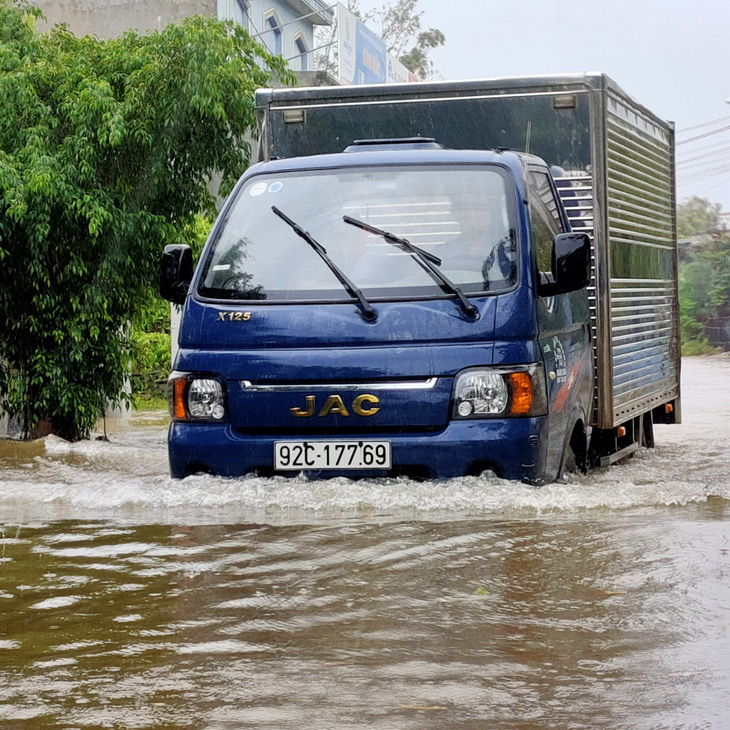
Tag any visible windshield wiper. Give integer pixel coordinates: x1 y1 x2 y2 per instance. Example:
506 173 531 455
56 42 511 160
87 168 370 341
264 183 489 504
343 216 478 320
343 215 442 265
272 206 377 322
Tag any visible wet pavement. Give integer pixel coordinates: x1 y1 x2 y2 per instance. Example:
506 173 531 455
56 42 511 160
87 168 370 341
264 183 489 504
1 356 729 729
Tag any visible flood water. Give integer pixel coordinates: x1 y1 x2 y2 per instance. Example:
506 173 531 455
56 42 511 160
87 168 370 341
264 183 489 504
1 356 729 729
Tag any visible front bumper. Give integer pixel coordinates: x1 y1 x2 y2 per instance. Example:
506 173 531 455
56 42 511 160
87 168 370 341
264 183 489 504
168 417 549 483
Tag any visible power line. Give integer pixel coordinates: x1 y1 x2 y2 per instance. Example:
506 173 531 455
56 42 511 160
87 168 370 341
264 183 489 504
678 169 730 184
677 148 730 167
677 160 730 175
691 174 730 197
677 114 730 134
677 157 730 174
676 124 730 145
677 158 730 173
676 136 730 157
249 4 336 41
678 165 730 183
284 39 335 62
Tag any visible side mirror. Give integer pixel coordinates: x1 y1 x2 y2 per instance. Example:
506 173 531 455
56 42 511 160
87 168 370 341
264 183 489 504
160 245 193 305
538 232 591 296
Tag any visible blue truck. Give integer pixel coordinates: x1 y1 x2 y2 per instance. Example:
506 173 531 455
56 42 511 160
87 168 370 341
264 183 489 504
160 73 680 483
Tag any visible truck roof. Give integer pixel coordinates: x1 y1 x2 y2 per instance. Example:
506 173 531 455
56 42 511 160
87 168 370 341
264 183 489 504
245 143 543 177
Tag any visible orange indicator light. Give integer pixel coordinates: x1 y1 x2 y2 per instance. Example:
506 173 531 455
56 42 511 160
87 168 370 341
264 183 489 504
173 378 187 420
617 425 627 437
509 372 533 415
665 403 674 414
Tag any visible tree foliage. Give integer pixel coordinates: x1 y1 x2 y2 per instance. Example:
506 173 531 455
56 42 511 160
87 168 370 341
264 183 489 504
0 0 293 440
398 28 445 80
677 195 722 238
130 214 213 399
347 0 445 79
678 197 730 352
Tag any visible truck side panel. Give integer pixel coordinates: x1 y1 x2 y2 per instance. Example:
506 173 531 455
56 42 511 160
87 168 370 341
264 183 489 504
557 89 680 429
555 91 680 431
600 91 680 427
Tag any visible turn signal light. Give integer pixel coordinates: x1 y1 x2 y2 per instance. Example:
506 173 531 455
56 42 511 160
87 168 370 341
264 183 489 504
169 373 227 422
617 425 627 437
452 365 547 420
172 377 187 420
509 372 533 415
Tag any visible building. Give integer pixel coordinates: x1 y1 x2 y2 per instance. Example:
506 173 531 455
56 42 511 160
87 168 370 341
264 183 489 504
31 0 333 75
237 1 333 73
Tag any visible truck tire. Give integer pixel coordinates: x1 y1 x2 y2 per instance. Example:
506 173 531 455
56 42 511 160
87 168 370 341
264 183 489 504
560 422 587 479
561 444 578 478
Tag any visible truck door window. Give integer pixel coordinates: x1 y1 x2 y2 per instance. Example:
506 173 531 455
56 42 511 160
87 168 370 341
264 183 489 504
527 170 564 275
198 166 518 302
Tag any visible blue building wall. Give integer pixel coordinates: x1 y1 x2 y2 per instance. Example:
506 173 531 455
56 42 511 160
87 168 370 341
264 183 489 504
217 0 333 71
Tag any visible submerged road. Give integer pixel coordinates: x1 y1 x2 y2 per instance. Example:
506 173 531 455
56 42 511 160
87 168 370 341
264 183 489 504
0 356 729 728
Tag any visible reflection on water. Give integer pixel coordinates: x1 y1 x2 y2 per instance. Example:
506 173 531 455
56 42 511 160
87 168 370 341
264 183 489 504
1 516 730 728
0 357 729 728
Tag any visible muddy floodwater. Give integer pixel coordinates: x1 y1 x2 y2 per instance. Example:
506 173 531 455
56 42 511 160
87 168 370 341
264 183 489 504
1 357 729 729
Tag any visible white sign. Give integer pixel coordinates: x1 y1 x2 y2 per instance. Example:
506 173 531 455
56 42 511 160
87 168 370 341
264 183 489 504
337 3 358 86
336 2 416 85
386 54 412 84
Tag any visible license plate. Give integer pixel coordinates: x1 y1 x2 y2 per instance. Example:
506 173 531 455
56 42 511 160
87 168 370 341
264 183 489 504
274 440 391 470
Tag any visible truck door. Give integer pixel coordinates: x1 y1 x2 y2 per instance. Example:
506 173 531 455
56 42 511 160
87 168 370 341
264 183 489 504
528 168 591 480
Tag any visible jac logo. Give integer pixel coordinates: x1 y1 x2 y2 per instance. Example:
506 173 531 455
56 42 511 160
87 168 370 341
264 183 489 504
291 394 380 418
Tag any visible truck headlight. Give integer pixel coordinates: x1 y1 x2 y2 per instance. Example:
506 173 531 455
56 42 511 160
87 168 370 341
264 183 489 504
168 373 227 422
452 365 547 419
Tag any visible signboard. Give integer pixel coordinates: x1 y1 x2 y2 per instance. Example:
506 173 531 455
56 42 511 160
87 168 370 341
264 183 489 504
337 3 358 85
387 55 412 84
337 3 416 85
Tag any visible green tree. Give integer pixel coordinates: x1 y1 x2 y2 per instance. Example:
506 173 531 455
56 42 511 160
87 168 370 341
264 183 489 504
130 214 213 401
677 195 722 238
322 1 445 80
359 0 445 79
705 233 730 322
0 0 293 440
679 257 715 344
398 28 445 80
678 214 730 352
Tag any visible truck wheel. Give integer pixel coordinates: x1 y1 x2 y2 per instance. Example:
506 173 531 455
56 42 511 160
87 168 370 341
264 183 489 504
562 445 578 475
561 422 587 479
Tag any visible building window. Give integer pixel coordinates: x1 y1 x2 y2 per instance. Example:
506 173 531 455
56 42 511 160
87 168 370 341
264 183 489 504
231 0 249 30
294 33 308 71
264 11 283 56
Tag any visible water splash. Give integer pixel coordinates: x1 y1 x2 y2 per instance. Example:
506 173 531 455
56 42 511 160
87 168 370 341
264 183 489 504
1 357 728 526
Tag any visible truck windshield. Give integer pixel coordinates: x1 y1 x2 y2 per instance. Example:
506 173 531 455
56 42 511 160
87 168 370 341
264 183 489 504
199 165 517 302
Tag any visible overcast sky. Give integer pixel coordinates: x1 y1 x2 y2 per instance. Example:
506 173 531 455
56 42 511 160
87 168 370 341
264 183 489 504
358 0 730 211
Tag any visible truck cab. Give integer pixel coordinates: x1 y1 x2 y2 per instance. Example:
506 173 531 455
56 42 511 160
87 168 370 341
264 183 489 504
161 139 592 482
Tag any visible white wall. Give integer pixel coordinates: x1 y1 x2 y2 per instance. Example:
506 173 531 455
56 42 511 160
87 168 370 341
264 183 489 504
33 0 217 38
